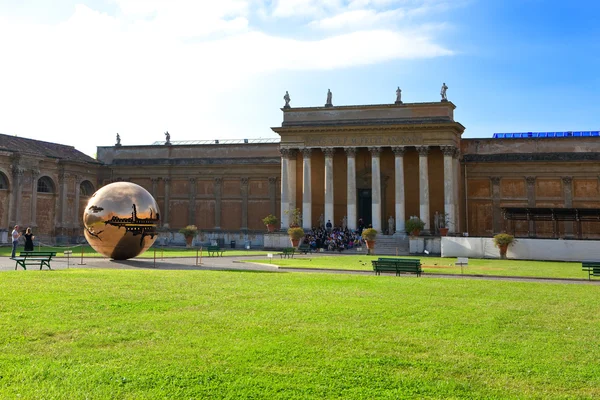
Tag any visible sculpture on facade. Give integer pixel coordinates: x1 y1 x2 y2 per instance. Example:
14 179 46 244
83 182 160 260
325 89 333 107
342 215 347 231
319 213 324 228
283 91 291 108
388 216 395 235
440 82 448 101
115 133 121 146
395 87 402 104
164 131 171 145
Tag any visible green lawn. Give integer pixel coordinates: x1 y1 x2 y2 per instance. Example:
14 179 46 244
0 269 598 399
248 255 588 280
0 245 270 258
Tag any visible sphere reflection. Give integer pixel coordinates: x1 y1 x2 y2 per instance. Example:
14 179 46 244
83 182 160 260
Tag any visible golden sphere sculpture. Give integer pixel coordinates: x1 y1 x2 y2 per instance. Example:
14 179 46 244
83 182 160 260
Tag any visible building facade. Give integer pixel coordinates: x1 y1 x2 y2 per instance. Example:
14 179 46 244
1 99 599 244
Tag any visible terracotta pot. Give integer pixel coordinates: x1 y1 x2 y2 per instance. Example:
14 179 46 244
411 229 421 237
366 240 376 255
439 227 449 236
266 224 276 233
185 236 193 248
499 244 508 259
291 238 300 247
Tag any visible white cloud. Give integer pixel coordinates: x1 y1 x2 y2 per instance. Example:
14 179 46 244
0 0 456 156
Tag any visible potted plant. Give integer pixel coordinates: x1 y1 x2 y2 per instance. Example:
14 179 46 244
285 208 302 228
179 225 198 247
361 228 378 255
287 227 305 247
438 212 450 236
262 214 279 233
493 233 515 259
405 217 425 236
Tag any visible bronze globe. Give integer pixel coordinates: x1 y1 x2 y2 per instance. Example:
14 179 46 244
83 182 160 260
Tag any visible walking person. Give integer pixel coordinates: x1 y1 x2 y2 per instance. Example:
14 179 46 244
23 227 35 252
11 225 21 258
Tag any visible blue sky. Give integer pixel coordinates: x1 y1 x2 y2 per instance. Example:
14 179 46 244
1 0 599 157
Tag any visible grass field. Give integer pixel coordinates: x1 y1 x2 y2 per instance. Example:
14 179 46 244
0 245 270 258
249 255 588 280
0 269 598 399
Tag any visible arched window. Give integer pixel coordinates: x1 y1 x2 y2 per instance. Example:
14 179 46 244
37 176 55 193
80 180 95 196
0 172 7 190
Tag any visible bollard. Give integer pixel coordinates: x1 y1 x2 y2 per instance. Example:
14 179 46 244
78 246 86 265
154 248 156 268
196 248 199 266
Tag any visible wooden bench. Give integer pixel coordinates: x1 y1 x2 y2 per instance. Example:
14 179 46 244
582 261 600 280
206 246 224 257
372 257 422 277
298 244 312 254
279 247 295 258
11 251 57 270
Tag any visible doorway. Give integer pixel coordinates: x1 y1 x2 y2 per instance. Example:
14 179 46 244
358 189 372 227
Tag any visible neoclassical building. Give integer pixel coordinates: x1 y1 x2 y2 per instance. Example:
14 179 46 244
1 97 599 244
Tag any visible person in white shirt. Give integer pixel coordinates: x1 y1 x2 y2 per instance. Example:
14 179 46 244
11 225 21 258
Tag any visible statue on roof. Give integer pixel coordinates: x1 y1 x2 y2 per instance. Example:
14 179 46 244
283 91 291 108
440 82 448 101
164 131 171 145
115 133 121 147
395 87 402 104
325 89 333 107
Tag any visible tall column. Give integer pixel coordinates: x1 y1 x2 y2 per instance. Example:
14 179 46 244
280 148 290 229
268 177 277 217
441 146 456 233
392 147 406 235
345 148 357 231
302 148 312 230
9 164 24 226
30 169 40 227
453 148 461 233
491 176 502 233
241 177 249 231
151 178 159 199
416 146 431 232
72 175 80 229
526 176 536 236
323 148 335 228
369 147 382 232
163 177 171 228
58 170 68 229
188 178 197 226
214 177 222 230
288 149 297 211
562 176 573 237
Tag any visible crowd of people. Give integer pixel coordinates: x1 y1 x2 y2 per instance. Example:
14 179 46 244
301 224 364 252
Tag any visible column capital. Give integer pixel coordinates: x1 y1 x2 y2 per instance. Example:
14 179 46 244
416 146 429 156
279 148 290 157
214 177 223 185
440 145 456 157
11 166 25 178
561 176 573 185
288 149 298 158
453 147 461 159
241 177 249 186
525 176 536 185
163 177 171 183
188 177 197 183
490 176 501 185
151 177 160 183
268 176 277 184
302 148 312 158
323 147 335 158
392 146 406 156
368 147 381 156
344 147 356 157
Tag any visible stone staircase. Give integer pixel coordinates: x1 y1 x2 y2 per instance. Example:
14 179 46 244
370 235 410 256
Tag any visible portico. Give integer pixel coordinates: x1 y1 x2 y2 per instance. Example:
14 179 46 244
272 101 465 235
